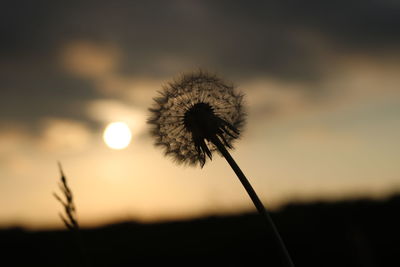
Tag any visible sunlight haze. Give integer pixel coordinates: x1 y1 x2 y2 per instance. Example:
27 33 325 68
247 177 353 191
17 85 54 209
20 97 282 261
0 0 399 230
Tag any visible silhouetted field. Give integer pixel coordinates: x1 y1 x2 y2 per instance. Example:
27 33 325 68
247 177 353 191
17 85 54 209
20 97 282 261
1 194 399 266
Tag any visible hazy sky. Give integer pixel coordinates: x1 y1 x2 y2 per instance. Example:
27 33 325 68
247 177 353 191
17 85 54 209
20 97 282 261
1 0 400 229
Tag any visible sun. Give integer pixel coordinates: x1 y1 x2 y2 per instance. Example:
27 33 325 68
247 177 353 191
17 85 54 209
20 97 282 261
103 122 132 150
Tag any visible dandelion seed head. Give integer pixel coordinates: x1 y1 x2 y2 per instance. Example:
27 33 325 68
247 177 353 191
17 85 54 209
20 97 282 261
148 71 246 167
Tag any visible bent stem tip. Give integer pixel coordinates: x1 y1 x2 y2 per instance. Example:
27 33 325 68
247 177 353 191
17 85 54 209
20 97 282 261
211 136 295 267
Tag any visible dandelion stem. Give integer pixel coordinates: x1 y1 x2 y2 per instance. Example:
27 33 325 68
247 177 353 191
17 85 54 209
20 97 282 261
211 136 295 267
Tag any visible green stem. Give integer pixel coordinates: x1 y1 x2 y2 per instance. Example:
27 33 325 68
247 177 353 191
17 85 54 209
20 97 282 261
211 136 295 267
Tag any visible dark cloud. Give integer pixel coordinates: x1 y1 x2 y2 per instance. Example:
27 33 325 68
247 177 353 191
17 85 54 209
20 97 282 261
280 0 400 48
0 67 98 132
2 0 399 75
1 0 399 130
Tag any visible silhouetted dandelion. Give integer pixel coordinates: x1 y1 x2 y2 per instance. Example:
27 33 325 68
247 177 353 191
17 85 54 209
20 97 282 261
148 71 295 267
148 71 245 167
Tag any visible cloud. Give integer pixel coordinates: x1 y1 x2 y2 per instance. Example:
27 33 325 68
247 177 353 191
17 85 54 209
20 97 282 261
0 58 98 131
242 78 312 118
86 99 147 137
0 125 32 155
0 0 399 136
60 41 120 79
58 40 162 108
38 118 92 152
2 0 399 79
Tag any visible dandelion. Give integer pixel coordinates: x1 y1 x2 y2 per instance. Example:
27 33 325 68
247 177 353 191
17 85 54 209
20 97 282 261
148 71 245 167
148 71 294 267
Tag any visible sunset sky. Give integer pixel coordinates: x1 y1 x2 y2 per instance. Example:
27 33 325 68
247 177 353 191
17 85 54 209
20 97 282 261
1 0 400 229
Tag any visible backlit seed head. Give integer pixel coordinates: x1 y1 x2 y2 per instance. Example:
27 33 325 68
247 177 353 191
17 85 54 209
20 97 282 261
148 71 246 167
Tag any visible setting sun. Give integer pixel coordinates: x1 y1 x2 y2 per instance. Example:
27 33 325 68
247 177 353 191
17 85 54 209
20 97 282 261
103 122 132 149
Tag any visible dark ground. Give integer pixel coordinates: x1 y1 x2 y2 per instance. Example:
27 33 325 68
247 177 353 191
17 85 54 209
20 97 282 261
1 194 399 266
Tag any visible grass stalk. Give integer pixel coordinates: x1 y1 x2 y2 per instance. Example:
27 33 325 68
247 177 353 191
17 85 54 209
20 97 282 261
54 162 91 267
